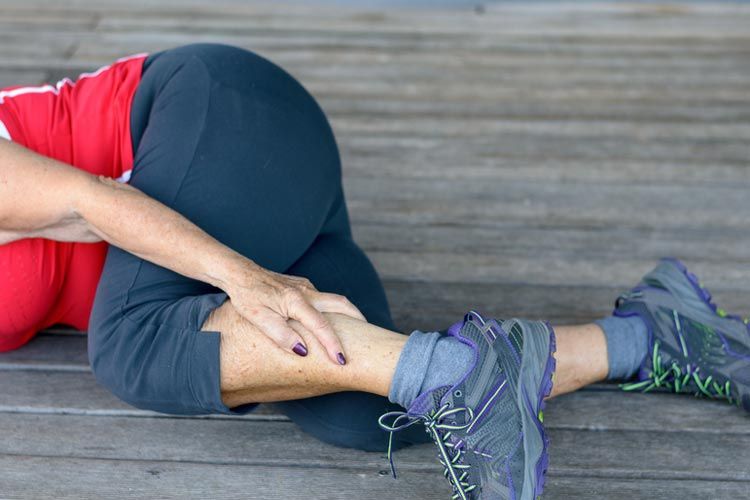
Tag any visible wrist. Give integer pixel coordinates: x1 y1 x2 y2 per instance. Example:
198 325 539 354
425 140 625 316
206 249 259 293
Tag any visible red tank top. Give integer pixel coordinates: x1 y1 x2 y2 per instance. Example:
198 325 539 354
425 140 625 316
0 53 147 351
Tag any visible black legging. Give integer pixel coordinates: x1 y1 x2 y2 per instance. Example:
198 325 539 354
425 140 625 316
88 44 429 451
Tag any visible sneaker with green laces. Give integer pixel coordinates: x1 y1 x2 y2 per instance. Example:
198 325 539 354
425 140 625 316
614 258 750 409
378 311 556 499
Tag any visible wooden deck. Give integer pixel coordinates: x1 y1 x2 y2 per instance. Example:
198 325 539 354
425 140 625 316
1 1 750 498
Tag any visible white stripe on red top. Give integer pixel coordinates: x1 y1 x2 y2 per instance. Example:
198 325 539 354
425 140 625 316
0 120 10 141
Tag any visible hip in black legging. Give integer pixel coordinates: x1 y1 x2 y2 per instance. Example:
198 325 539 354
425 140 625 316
88 44 429 451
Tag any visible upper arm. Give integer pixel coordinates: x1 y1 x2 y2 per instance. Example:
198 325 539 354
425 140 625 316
0 135 91 235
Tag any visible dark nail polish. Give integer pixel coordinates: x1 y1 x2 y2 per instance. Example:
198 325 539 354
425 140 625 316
337 352 347 366
293 343 308 357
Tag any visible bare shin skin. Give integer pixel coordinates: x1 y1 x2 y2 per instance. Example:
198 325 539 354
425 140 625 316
205 300 609 409
203 303 407 408
548 323 609 398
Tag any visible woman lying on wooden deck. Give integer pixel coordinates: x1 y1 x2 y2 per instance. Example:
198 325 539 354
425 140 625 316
1 44 748 500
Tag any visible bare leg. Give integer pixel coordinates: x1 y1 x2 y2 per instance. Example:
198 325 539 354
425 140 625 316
205 299 611 408
202 300 407 408
548 323 609 398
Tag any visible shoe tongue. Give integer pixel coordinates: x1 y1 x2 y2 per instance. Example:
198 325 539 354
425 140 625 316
408 385 450 416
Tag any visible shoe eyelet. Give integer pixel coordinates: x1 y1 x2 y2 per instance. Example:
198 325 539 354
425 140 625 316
454 390 463 398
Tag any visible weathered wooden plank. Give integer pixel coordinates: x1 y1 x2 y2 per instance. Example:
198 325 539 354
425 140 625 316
353 224 750 262
0 367 283 420
0 70 48 88
1 411 749 481
2 0 748 20
334 127 750 159
0 454 449 500
343 178 750 231
0 333 88 370
0 35 75 61
90 7 750 40
332 117 750 142
0 11 96 31
291 78 750 104
324 98 750 125
341 138 750 180
3 454 745 500
0 370 132 413
341 154 750 187
0 453 748 500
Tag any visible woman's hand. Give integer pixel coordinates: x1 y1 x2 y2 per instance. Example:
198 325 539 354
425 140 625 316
224 259 366 365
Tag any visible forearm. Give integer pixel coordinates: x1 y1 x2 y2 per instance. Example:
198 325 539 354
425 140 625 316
73 173 249 292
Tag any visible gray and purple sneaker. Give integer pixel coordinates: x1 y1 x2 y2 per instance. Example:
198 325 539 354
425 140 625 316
615 258 750 410
378 311 557 499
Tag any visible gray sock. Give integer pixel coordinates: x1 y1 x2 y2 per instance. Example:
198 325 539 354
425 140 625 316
595 315 649 380
388 330 474 409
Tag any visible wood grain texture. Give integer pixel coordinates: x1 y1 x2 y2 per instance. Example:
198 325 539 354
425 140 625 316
3 454 746 500
0 0 749 498
1 411 749 479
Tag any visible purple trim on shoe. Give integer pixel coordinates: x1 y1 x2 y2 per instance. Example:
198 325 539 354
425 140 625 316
533 322 557 499
665 257 749 329
447 319 464 337
716 332 750 361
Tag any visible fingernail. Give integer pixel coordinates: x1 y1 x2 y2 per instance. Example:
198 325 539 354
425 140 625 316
293 343 308 357
337 352 347 365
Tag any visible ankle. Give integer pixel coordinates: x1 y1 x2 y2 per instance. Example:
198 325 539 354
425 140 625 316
388 330 473 409
595 315 649 380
